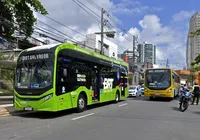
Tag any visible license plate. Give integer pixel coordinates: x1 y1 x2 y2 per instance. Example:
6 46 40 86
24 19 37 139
24 107 33 111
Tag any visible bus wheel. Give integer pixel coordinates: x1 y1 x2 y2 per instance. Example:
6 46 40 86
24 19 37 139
115 91 120 103
77 94 86 113
149 97 154 100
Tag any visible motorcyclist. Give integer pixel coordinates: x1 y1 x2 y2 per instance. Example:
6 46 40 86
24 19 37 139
191 82 200 105
179 85 189 104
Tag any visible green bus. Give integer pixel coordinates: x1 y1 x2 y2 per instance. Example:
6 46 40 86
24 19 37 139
14 43 129 112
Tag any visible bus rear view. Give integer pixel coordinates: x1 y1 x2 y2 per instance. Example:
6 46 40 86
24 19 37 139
144 68 179 100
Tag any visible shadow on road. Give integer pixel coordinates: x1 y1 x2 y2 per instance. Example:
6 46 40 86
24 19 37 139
192 111 200 115
128 96 175 102
9 100 126 119
171 107 180 112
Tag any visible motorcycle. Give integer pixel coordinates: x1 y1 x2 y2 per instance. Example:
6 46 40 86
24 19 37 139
179 89 193 112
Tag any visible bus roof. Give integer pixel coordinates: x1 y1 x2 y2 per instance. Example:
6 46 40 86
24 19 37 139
145 68 179 75
22 43 128 67
26 43 61 52
146 68 172 70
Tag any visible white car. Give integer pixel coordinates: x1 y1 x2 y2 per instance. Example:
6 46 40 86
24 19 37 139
129 86 138 97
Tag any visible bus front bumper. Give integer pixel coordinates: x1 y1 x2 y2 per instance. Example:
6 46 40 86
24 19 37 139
144 92 173 98
14 94 57 112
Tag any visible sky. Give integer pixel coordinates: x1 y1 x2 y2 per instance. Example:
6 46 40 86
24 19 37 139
36 0 200 69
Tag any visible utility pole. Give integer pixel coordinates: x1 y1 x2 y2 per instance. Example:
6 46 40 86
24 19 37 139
95 9 115 55
132 35 138 72
133 36 135 64
100 8 105 54
166 59 169 68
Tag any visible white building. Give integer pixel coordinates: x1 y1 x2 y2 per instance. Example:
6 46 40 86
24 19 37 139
83 34 118 59
186 12 200 69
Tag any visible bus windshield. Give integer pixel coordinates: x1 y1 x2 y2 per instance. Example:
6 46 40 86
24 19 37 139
15 61 53 89
146 69 171 90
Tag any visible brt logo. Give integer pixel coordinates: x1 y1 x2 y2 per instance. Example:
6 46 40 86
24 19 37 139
103 78 114 89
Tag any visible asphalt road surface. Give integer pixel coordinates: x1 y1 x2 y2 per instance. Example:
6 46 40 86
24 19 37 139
1 97 200 140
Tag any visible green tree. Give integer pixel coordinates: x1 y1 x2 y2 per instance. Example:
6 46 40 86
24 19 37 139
0 0 48 38
0 52 15 92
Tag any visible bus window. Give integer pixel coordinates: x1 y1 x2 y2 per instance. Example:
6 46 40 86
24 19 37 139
146 69 171 90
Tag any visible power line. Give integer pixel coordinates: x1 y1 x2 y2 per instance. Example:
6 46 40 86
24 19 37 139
36 20 99 52
0 15 47 45
83 0 135 43
34 25 66 39
34 28 64 43
36 20 78 43
73 0 132 45
31 6 98 44
0 14 102 53
85 0 102 10
76 0 100 18
37 16 97 44
72 0 100 22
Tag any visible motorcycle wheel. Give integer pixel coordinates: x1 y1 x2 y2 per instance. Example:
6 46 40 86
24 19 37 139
179 98 189 112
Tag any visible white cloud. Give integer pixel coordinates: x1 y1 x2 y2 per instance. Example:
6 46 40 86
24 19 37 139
172 10 195 22
34 1 186 69
113 14 187 69
111 0 162 15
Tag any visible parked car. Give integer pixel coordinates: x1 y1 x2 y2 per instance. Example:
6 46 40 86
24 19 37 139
129 85 141 97
129 86 137 97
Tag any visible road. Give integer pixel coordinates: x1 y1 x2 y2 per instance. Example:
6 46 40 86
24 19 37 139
1 97 200 140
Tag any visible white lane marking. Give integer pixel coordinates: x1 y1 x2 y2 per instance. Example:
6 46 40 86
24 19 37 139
0 104 13 108
72 113 95 121
118 103 128 107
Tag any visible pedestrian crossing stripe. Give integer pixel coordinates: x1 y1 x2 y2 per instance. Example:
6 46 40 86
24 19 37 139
0 108 10 116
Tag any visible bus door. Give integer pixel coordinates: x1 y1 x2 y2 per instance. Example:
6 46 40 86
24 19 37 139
91 66 100 101
121 73 126 97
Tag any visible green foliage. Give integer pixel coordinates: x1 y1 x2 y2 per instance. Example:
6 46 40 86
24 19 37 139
0 52 7 60
128 74 133 84
0 52 14 91
0 1 15 39
190 30 200 37
190 66 200 72
0 0 48 38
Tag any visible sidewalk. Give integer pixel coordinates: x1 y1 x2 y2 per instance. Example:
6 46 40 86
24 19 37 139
0 104 13 116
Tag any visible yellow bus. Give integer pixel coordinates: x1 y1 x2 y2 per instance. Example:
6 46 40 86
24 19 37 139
144 68 180 100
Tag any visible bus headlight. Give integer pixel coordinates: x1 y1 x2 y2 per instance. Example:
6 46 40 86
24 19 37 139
168 89 172 93
44 94 53 101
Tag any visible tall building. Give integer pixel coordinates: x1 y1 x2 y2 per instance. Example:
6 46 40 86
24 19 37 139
186 12 200 69
137 43 156 65
123 49 133 62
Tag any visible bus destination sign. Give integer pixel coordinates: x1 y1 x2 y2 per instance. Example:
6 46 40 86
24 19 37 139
19 53 50 62
147 69 169 73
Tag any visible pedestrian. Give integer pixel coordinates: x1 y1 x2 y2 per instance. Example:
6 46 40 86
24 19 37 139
191 83 200 105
